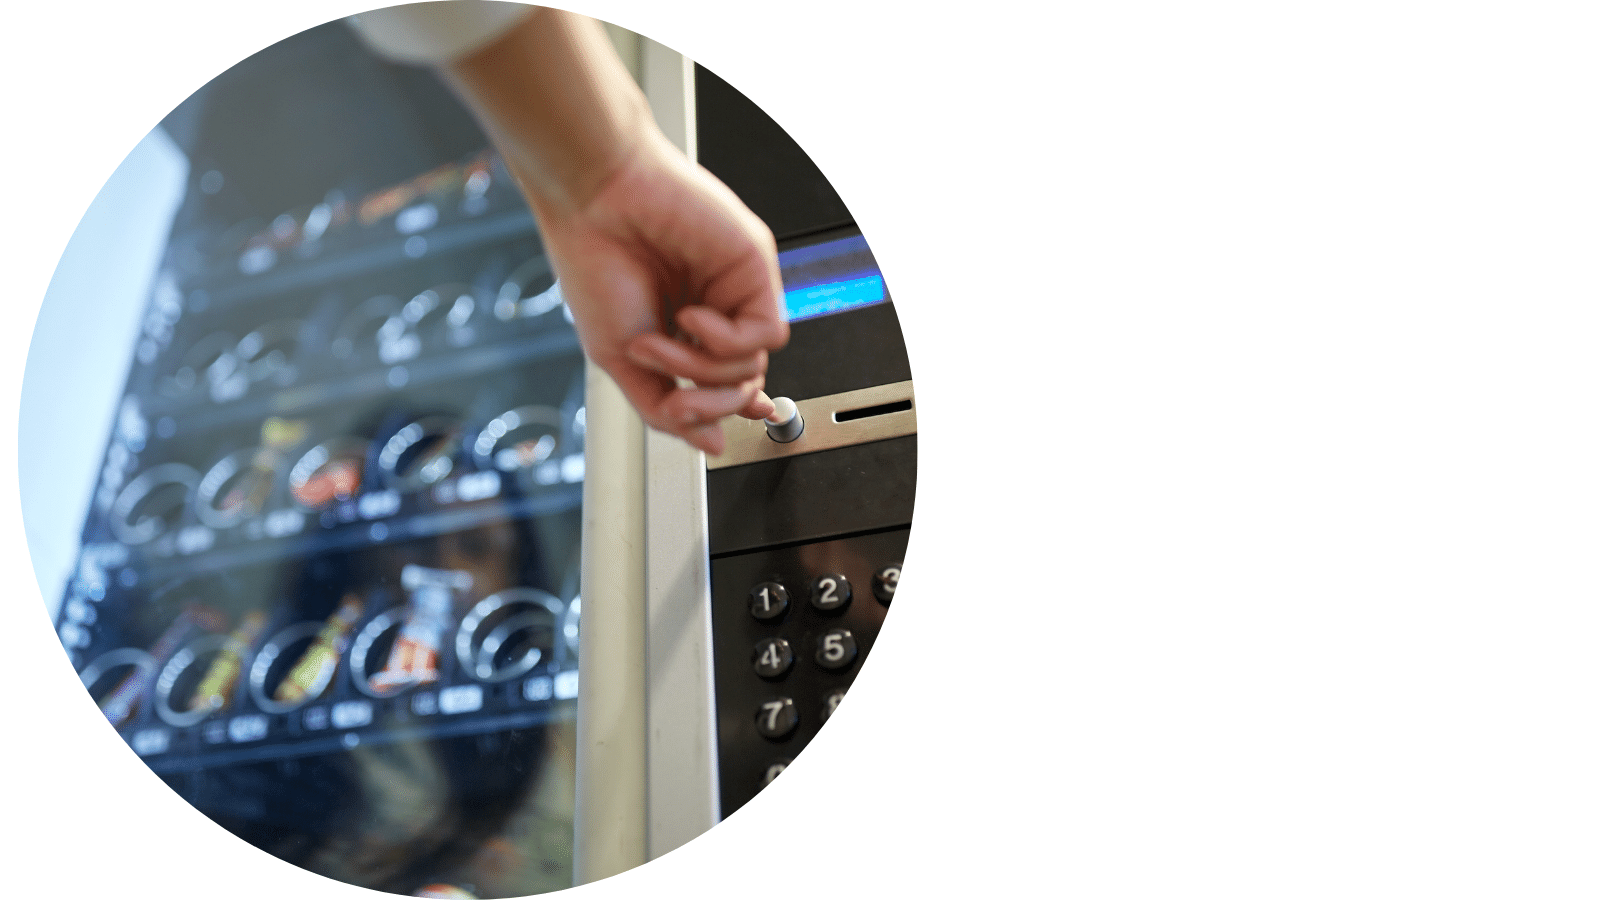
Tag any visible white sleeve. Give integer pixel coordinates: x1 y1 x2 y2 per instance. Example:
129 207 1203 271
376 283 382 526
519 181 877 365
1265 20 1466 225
346 1 538 65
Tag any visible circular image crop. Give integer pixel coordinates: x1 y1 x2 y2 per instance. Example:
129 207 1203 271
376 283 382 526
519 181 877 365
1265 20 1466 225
23 5 914 897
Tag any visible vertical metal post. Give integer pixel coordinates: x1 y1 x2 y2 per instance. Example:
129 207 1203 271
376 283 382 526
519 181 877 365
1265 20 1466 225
640 38 723 859
574 27 718 885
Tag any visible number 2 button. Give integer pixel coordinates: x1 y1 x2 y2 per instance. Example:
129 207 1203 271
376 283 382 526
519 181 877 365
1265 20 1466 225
810 574 851 612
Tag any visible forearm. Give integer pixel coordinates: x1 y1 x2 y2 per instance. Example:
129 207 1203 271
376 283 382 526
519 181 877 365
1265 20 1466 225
442 8 654 215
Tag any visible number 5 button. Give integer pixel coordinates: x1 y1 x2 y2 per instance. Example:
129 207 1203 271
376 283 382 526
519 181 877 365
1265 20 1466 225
809 574 851 612
756 698 798 740
815 628 858 670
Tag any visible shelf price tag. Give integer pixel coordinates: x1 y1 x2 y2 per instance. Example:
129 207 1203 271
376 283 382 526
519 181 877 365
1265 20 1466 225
131 728 171 756
439 685 483 715
331 700 373 729
227 715 269 743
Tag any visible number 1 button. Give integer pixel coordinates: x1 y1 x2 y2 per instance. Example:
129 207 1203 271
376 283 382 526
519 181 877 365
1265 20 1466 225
810 574 852 612
756 698 798 740
748 582 789 621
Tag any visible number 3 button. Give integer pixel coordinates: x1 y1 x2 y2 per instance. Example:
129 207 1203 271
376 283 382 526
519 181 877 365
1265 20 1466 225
810 574 851 612
815 628 858 670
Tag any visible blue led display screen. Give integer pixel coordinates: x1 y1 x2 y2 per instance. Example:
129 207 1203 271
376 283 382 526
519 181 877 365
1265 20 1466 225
777 234 888 323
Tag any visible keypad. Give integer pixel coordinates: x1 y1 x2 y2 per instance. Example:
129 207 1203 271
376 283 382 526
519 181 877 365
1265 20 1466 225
711 527 908 817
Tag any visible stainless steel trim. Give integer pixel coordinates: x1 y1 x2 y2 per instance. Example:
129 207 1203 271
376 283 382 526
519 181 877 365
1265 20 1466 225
706 380 917 471
639 35 722 866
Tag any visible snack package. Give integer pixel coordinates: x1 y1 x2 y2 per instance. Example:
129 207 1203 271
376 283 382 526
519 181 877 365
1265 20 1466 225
275 594 365 704
188 610 268 714
369 566 472 694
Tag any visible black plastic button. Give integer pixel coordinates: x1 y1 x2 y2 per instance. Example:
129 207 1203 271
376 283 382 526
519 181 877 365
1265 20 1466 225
763 759 792 785
752 637 794 679
815 628 858 671
873 564 901 605
821 690 846 723
749 581 789 621
755 697 798 740
809 574 852 612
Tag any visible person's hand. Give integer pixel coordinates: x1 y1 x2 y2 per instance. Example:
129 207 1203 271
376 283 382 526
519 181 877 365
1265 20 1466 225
519 124 788 455
442 9 788 455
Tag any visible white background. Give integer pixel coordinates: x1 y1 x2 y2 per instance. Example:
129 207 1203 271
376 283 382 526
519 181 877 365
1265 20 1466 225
7 1 1600 898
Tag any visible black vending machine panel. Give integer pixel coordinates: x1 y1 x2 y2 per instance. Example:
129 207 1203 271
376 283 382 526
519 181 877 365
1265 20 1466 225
697 67 917 817
52 24 581 897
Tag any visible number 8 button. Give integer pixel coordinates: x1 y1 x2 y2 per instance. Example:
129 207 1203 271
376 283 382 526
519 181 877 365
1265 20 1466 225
815 627 858 670
810 574 851 612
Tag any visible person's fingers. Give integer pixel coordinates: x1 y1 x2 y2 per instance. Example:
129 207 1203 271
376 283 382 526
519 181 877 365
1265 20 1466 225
675 302 788 359
655 380 760 428
740 390 777 421
683 423 725 456
606 359 756 453
625 334 766 385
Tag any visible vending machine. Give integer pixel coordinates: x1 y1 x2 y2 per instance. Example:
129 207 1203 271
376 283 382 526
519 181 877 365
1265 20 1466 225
46 13 913 897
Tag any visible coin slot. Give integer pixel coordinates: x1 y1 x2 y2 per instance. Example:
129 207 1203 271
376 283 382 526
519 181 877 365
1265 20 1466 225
833 398 912 423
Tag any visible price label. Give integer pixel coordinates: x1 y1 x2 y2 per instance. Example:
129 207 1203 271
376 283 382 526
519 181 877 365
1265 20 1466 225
228 715 269 743
439 685 483 715
523 676 554 702
554 670 580 700
131 729 170 756
332 700 373 729
456 471 501 502
175 525 214 555
264 509 305 538
358 490 401 520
